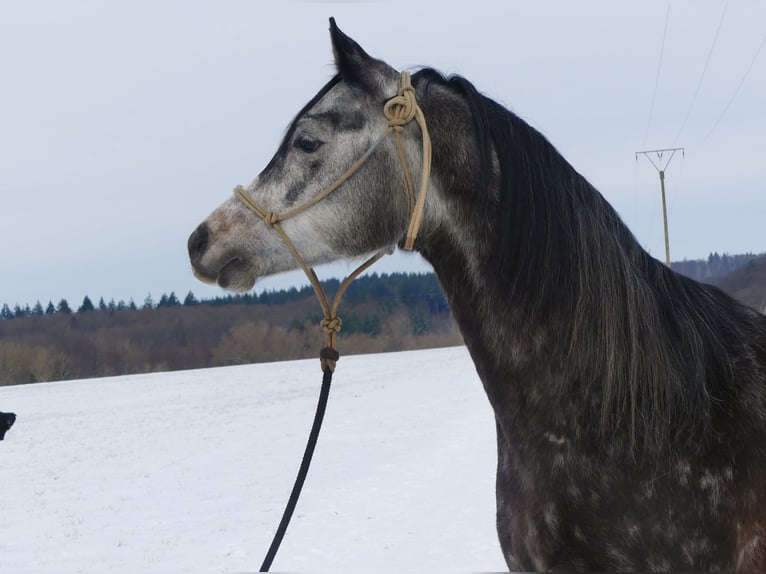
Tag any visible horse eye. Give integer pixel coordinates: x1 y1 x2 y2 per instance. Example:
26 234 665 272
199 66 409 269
294 135 322 153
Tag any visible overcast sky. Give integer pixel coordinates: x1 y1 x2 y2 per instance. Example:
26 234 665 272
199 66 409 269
1 1 764 309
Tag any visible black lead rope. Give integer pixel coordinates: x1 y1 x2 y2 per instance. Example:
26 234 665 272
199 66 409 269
259 356 336 572
234 70 432 571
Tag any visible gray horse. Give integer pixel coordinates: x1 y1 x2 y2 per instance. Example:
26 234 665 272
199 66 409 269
189 19 766 572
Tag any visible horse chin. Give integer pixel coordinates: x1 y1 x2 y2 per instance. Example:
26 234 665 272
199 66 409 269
216 258 256 292
191 266 217 286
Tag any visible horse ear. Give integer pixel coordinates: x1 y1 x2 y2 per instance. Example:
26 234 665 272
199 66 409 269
329 17 397 94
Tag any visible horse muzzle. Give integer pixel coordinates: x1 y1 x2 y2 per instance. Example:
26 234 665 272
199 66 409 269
188 223 256 291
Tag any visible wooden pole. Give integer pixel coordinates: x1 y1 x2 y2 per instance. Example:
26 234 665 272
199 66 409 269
635 147 684 268
659 170 671 267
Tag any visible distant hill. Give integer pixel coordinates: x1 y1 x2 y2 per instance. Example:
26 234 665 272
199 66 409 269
672 252 766 284
671 252 766 313
712 255 766 312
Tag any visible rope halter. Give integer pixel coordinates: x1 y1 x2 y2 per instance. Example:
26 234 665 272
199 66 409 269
234 72 431 372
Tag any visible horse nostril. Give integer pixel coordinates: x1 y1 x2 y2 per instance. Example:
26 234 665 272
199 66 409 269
188 223 210 263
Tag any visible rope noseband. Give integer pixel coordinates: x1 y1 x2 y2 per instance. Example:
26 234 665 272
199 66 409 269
235 72 430 571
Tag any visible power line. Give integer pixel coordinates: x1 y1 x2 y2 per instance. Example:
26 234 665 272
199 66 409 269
643 3 671 148
705 31 766 140
672 1 729 146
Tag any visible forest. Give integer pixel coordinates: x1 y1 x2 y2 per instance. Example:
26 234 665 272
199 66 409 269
1 251 764 387
0 273 460 386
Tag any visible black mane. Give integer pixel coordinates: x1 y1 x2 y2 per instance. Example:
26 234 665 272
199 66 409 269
413 68 764 450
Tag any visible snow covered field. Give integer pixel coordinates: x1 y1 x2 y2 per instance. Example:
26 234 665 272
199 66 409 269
0 346 506 573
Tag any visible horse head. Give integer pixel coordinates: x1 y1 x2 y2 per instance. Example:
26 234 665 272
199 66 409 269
188 19 425 292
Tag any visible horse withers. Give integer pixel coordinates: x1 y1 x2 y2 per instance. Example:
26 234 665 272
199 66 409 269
188 19 766 571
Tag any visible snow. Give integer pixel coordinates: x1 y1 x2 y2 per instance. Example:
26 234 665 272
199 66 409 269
0 346 506 573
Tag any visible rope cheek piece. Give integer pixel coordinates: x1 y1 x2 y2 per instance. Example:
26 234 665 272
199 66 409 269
234 72 431 572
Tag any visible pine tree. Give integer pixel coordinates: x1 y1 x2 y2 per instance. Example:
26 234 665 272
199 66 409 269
78 295 95 313
183 291 198 306
45 301 56 315
56 299 72 314
32 301 44 316
143 294 154 309
0 303 12 320
98 297 107 311
157 292 180 308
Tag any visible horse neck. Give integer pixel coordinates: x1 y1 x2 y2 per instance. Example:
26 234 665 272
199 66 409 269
415 80 621 361
414 84 585 405
413 77 719 446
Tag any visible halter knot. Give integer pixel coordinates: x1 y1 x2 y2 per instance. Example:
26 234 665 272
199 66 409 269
384 81 417 129
320 316 342 334
263 212 279 226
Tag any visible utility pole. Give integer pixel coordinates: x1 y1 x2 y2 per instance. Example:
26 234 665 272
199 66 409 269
635 147 684 268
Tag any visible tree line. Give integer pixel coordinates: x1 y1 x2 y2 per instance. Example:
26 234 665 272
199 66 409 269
0 273 460 386
1 292 193 320
1 253 764 387
672 251 765 284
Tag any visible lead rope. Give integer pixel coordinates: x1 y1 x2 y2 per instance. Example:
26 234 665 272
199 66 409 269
235 72 430 571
